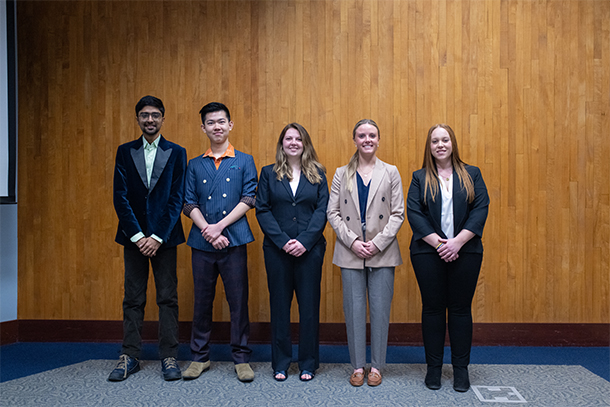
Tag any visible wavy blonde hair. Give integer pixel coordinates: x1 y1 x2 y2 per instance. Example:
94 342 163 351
422 123 474 203
345 119 380 192
273 123 325 184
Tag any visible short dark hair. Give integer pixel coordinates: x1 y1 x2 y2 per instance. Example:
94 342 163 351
135 95 165 117
199 102 231 123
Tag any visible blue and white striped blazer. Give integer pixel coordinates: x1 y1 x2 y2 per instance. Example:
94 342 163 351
184 149 258 252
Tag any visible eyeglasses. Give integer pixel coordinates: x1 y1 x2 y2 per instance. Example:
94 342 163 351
138 112 162 120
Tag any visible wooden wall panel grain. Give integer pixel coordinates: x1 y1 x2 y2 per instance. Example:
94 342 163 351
16 0 609 324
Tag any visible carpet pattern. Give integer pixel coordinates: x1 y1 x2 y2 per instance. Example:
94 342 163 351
1 360 609 406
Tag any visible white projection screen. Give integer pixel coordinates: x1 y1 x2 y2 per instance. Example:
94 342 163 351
0 0 16 204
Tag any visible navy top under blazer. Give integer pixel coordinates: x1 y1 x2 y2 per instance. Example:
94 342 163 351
113 135 187 248
407 165 489 255
255 165 329 251
184 149 258 252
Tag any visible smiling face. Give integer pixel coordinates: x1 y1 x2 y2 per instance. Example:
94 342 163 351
282 128 304 159
137 106 165 140
430 127 453 164
201 110 233 147
353 123 379 157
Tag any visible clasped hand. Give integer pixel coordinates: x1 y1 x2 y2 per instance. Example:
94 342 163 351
283 239 306 257
436 238 461 262
350 239 380 259
137 237 161 257
201 223 229 250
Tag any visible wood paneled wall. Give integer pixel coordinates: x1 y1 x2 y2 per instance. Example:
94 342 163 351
17 0 609 324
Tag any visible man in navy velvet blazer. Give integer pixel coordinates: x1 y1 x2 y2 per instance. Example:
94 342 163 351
109 96 187 382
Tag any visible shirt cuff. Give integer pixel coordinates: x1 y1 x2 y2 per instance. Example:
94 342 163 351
151 234 163 244
240 195 256 208
130 232 145 243
183 203 199 217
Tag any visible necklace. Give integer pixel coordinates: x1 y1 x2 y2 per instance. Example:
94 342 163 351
358 166 374 178
438 169 452 181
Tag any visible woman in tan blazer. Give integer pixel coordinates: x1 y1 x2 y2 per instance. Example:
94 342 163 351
327 119 405 387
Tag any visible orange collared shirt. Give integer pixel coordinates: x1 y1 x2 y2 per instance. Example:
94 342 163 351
203 143 235 170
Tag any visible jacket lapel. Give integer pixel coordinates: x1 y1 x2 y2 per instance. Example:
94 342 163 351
452 173 467 231
150 142 171 192
425 174 444 238
130 140 148 188
280 176 294 199
349 171 360 216
366 161 384 208
207 156 232 196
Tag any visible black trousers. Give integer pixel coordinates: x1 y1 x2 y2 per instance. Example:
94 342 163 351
410 252 482 368
122 246 179 360
264 240 325 373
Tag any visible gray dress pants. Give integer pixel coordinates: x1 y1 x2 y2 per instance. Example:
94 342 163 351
341 266 395 370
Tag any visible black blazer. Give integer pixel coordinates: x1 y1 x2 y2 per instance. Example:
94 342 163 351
255 164 328 251
406 165 489 254
113 136 187 248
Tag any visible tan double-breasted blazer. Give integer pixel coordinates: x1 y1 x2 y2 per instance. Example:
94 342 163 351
327 158 405 269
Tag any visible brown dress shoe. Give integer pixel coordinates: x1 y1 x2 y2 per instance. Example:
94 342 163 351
367 370 382 386
349 369 366 387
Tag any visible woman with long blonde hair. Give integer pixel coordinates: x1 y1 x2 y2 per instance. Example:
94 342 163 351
327 119 405 387
256 123 328 382
406 124 489 392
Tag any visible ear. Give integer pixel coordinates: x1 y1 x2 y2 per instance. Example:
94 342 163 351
228 121 234 131
201 123 207 134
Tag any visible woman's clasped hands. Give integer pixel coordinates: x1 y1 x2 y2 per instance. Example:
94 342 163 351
350 239 380 259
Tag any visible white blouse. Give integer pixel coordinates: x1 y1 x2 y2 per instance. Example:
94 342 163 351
439 174 454 239
290 175 300 196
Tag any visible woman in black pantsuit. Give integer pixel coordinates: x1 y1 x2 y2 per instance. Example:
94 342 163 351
406 124 489 392
255 123 328 382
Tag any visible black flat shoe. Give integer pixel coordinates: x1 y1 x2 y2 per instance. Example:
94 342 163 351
453 366 470 392
274 370 287 381
425 366 442 390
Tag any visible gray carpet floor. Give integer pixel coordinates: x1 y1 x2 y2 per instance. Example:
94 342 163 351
1 360 609 406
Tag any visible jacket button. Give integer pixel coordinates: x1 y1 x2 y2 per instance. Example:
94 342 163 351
292 202 296 206
226 178 230 182
223 211 227 215
203 179 207 183
346 216 350 221
379 214 384 219
382 197 385 202
223 193 227 198
344 199 347 204
208 196 211 200
293 217 297 221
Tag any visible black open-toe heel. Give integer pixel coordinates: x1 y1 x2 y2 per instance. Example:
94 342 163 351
274 370 287 381
300 370 315 381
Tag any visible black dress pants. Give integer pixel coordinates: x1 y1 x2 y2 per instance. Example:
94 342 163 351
264 240 325 373
122 246 179 359
411 252 482 368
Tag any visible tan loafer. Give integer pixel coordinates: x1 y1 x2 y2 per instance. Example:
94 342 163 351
367 370 382 386
349 369 366 387
235 363 255 382
182 360 210 380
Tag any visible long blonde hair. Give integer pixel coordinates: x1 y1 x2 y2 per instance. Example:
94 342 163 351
345 119 380 192
422 123 474 203
273 123 325 184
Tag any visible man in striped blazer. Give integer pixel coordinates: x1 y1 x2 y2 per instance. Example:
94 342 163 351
181 102 258 383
